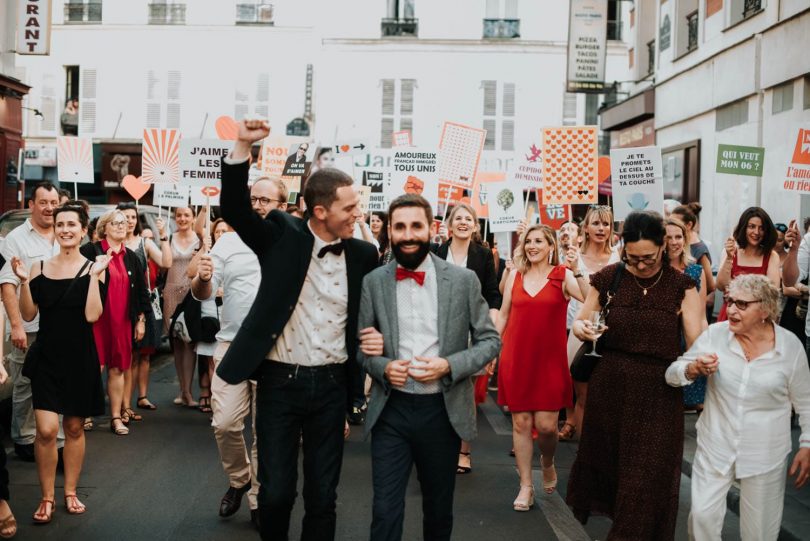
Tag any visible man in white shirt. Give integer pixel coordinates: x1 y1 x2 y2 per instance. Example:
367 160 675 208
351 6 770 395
0 182 62 461
192 176 286 530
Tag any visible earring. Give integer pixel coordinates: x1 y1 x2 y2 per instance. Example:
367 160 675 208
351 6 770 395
548 251 553 264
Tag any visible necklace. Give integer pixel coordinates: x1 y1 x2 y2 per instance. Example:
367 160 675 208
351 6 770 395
631 267 664 296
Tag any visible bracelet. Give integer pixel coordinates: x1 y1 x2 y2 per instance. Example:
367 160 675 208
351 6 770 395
574 272 584 278
684 364 695 382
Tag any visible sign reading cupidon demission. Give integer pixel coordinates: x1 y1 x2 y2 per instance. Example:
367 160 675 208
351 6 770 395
716 144 765 177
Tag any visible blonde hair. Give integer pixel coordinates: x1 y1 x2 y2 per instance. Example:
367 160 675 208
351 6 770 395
580 206 615 255
728 274 780 322
514 224 558 274
96 210 126 239
664 218 695 268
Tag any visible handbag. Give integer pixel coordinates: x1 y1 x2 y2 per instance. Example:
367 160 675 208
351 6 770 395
142 239 163 320
22 260 91 379
570 262 625 383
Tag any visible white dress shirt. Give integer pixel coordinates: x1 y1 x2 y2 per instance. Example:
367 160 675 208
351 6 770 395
267 222 349 366
0 219 60 333
397 256 441 394
446 247 467 268
194 231 261 343
666 322 810 478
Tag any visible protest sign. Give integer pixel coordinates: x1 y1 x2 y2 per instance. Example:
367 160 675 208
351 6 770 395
536 189 572 229
331 140 368 157
392 130 412 148
487 180 524 233
57 136 94 184
782 127 810 194
541 126 598 204
391 148 440 212
153 183 189 207
121 175 150 201
360 170 391 212
716 144 765 176
179 139 234 187
509 142 543 189
609 146 663 220
437 122 486 189
190 185 221 206
142 129 181 183
260 135 309 177
471 172 506 219
356 185 371 214
282 142 313 177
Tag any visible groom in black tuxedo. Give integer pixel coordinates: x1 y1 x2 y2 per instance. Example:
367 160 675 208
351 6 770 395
217 119 379 540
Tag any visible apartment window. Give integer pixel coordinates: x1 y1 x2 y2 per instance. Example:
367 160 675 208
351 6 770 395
39 73 58 134
607 0 622 41
64 0 102 23
562 91 578 126
61 66 79 135
382 0 417 37
380 79 416 148
235 73 270 120
804 76 810 110
481 81 515 151
146 70 182 128
672 0 698 57
772 81 794 115
716 99 749 131
236 2 274 25
149 1 186 25
727 0 763 26
686 11 699 52
646 40 656 77
483 0 519 39
79 68 97 135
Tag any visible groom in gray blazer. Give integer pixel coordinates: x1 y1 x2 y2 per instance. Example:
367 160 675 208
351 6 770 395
358 194 501 541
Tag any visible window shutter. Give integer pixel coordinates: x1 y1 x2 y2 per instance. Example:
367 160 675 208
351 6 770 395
483 119 496 150
485 0 500 18
381 79 395 115
166 70 181 128
147 70 160 100
166 103 180 129
256 73 270 103
402 0 415 19
504 0 518 19
399 117 413 134
501 120 514 151
562 92 577 125
79 68 97 135
167 70 181 100
503 83 515 116
40 73 56 133
380 117 394 148
146 103 161 128
482 80 497 116
400 79 415 115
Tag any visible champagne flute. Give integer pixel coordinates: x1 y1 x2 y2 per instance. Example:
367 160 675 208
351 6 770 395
585 311 606 357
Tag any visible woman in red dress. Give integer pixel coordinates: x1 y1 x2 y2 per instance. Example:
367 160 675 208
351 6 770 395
497 224 586 511
716 207 780 321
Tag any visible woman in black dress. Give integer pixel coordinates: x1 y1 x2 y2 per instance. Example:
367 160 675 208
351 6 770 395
0 363 16 538
11 203 108 524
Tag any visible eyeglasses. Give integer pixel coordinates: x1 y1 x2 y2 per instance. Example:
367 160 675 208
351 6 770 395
623 251 660 267
250 196 284 206
723 296 762 311
110 220 127 227
589 205 612 211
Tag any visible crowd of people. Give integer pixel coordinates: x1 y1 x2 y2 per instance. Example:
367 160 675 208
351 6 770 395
0 118 807 540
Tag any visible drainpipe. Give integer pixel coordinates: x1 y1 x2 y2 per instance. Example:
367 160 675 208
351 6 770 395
754 32 764 207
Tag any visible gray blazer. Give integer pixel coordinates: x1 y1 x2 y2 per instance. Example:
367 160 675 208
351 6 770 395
358 254 501 442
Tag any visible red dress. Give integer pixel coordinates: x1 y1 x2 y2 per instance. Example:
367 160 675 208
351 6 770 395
93 240 132 370
498 266 573 412
717 250 770 321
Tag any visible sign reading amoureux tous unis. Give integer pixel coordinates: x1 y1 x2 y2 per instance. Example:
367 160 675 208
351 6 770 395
716 144 765 177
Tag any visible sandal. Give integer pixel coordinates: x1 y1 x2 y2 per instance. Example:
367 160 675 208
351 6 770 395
513 485 535 512
456 451 472 474
124 407 143 422
541 456 558 494
64 494 86 515
120 409 130 426
83 417 94 431
137 396 157 410
0 513 17 538
558 422 577 441
198 396 212 414
110 417 129 436
32 499 54 524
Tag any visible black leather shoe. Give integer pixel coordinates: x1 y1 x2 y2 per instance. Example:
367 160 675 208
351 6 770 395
347 406 365 426
250 509 260 531
219 482 251 517
14 443 35 462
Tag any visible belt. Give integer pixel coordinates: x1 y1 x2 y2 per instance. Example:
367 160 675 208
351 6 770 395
263 360 345 377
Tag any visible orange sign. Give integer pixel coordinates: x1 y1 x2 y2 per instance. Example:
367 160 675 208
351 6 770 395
541 126 598 205
471 172 506 219
792 128 810 165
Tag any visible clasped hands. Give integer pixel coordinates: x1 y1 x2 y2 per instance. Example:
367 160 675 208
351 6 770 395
359 327 450 386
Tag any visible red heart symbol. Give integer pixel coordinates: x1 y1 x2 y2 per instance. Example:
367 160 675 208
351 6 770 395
340 144 350 153
121 175 151 201
215 116 239 141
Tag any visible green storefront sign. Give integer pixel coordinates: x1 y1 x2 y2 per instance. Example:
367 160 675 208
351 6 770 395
716 144 765 176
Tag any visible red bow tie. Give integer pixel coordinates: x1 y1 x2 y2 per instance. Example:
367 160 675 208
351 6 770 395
396 267 426 286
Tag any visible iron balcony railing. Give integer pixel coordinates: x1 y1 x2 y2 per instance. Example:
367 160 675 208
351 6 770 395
483 19 520 39
686 11 698 52
381 18 418 37
647 40 655 76
743 0 762 18
148 3 186 25
64 2 102 23
236 3 274 25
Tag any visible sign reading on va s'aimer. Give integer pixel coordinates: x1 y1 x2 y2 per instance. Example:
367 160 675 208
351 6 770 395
179 139 234 187
566 0 608 93
716 144 765 177
609 146 663 221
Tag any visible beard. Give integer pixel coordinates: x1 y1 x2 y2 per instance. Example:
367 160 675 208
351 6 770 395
391 238 431 270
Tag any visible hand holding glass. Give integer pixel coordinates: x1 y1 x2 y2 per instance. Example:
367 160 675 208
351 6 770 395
585 311 607 357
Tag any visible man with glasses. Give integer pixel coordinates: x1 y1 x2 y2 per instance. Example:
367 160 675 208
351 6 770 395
0 183 63 462
190 176 287 531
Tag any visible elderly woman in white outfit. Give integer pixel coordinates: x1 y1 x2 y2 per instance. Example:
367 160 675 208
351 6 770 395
666 274 810 540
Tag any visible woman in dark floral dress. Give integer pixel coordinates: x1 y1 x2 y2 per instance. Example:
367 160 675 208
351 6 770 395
567 211 705 540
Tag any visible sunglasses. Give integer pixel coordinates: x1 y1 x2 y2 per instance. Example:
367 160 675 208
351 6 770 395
723 296 762 311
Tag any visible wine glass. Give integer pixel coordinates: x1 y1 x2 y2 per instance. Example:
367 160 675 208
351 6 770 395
585 311 606 357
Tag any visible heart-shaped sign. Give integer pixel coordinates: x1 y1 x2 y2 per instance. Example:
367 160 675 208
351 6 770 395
121 175 151 201
215 116 239 141
340 144 350 153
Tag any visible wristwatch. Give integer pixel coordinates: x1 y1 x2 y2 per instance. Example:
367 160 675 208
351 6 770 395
574 272 584 278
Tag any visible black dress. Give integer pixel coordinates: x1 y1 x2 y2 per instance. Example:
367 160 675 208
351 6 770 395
29 268 105 417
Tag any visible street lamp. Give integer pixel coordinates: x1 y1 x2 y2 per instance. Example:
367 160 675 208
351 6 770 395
21 106 44 119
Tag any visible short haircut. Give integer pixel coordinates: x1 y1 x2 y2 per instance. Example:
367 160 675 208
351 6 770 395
53 201 89 228
96 209 126 239
303 168 354 212
31 182 58 203
116 202 142 235
57 188 71 200
733 206 777 253
253 176 288 203
728 274 780 322
388 194 433 226
622 211 666 247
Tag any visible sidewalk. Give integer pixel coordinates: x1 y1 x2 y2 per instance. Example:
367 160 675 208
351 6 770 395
680 415 810 541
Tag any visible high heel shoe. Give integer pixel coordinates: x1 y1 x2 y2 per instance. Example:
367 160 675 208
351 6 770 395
541 457 558 494
513 485 535 511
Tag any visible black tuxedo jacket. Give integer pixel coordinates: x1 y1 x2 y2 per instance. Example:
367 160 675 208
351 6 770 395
433 241 502 310
216 159 379 410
